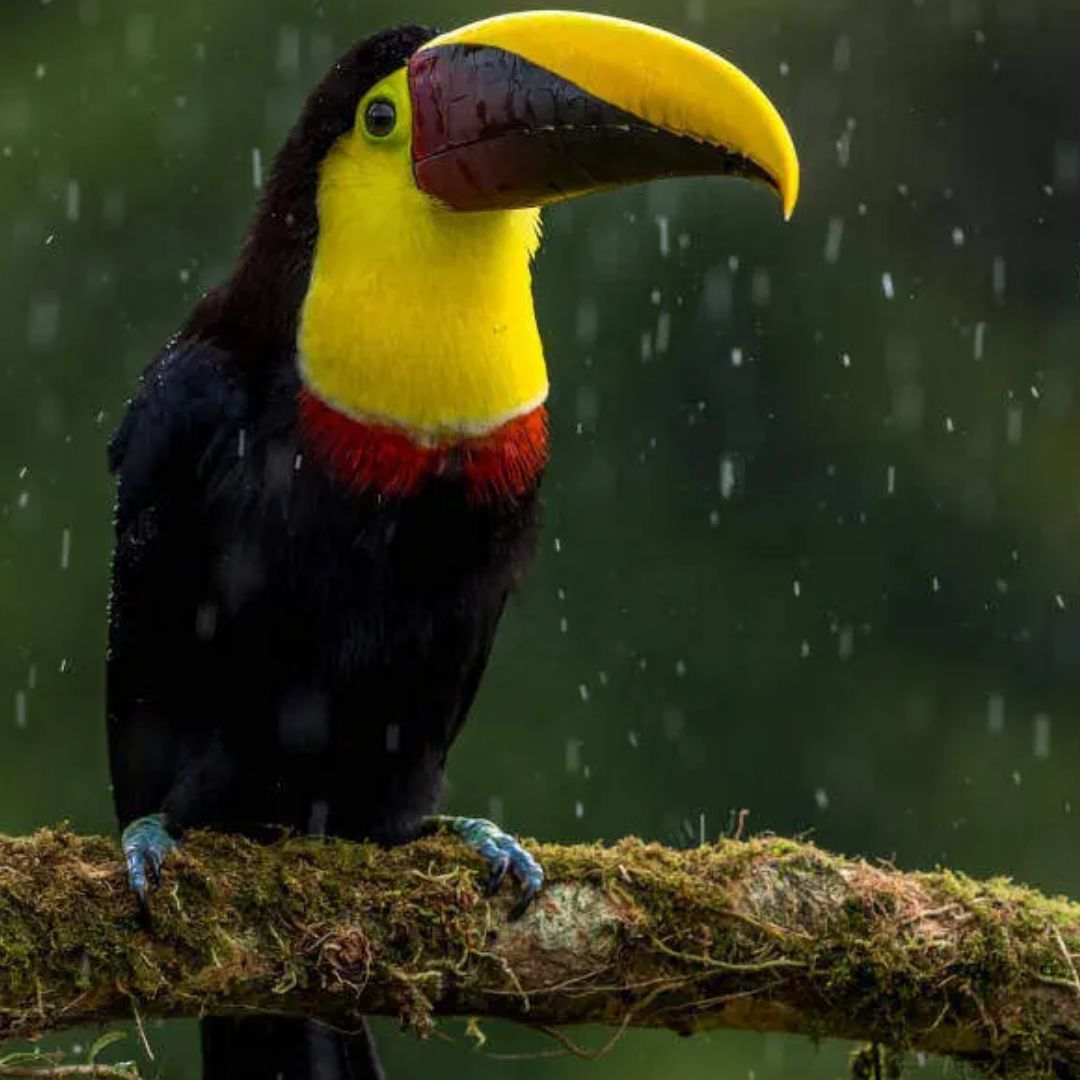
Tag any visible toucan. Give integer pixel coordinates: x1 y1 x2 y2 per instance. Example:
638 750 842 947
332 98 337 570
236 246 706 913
106 11 798 1079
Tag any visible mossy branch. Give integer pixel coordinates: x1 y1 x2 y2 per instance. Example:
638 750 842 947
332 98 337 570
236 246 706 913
1 829 1079 1077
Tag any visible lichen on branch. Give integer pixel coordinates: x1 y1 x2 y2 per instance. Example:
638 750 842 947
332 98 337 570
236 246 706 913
0 828 1078 1077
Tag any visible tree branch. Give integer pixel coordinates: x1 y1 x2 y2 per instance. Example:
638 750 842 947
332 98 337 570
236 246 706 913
1 828 1078 1076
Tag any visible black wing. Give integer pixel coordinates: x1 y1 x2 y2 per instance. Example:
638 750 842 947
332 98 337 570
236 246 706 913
106 341 246 827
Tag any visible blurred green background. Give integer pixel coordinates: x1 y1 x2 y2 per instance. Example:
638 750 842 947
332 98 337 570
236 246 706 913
3 0 1080 1076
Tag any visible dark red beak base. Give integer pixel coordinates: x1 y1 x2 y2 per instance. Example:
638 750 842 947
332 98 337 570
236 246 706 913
409 44 773 212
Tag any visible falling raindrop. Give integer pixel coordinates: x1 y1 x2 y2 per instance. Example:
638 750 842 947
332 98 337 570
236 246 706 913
27 294 59 348
125 13 154 64
277 26 301 75
824 217 844 264
575 299 599 345
1006 406 1023 445
307 800 328 835
833 34 852 73
102 189 127 229
701 267 732 321
656 215 670 257
65 180 80 223
718 454 742 499
836 121 854 167
565 739 582 773
751 267 771 307
973 321 987 360
1033 715 1051 760
640 331 653 362
992 256 1007 300
655 311 671 354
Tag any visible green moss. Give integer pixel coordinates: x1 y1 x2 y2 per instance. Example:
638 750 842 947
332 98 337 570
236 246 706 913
0 828 1077 1076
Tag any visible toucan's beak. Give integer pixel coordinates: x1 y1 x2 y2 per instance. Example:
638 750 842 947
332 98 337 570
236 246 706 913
409 11 799 220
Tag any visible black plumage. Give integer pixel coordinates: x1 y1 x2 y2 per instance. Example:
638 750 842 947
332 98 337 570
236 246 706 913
106 25 540 1080
107 342 538 841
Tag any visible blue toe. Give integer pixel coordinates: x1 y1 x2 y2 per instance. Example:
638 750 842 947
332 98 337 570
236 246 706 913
436 816 545 916
504 839 544 909
121 814 177 900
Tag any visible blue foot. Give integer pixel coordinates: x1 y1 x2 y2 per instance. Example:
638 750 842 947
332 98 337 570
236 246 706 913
428 815 544 918
121 813 177 901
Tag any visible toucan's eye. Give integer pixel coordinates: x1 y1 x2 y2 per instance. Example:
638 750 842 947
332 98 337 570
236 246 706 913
364 99 397 138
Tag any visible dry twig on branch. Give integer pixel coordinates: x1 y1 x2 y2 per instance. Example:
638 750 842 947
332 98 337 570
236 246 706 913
0 828 1078 1077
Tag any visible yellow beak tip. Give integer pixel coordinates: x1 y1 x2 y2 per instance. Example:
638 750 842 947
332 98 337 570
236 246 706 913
778 158 800 221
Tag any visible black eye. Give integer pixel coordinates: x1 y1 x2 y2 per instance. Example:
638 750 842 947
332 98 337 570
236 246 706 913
364 99 397 138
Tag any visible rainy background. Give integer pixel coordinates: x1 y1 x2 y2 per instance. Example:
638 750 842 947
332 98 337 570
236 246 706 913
3 0 1080 1076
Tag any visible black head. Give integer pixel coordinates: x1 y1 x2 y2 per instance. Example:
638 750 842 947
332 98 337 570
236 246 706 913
184 24 437 357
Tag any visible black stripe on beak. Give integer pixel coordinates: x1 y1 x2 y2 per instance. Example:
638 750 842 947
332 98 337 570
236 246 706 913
410 44 775 212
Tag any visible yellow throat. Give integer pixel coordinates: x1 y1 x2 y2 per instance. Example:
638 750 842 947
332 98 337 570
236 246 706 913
297 69 548 440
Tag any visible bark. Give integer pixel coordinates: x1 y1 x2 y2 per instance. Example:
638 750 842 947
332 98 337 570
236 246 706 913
0 828 1079 1077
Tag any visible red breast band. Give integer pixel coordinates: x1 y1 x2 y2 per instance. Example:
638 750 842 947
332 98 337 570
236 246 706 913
297 388 549 502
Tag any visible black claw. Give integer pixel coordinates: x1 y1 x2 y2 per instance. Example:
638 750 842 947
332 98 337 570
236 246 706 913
486 852 511 895
509 885 541 921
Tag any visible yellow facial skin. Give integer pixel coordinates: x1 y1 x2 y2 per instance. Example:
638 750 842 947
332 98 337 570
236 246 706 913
423 11 799 219
298 69 549 441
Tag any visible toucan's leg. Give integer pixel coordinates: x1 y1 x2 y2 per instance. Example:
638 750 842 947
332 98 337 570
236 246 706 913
424 815 544 918
119 738 232 901
120 813 177 901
